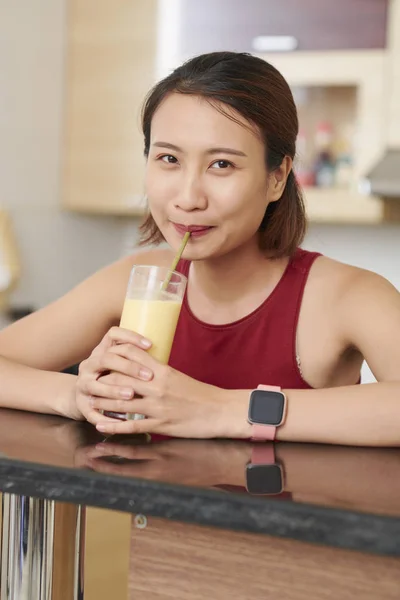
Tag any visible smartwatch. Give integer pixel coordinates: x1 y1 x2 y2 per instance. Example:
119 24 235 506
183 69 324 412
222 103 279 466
246 445 285 495
248 384 287 441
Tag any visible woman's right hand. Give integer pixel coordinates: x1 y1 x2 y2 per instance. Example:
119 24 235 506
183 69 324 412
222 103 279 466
72 326 153 425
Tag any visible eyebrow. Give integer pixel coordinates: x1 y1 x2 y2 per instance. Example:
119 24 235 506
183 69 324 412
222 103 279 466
152 142 247 157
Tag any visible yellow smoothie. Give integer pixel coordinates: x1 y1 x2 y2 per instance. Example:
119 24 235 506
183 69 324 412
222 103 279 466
120 292 182 363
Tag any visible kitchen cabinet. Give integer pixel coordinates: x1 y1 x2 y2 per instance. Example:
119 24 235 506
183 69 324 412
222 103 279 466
387 0 400 148
179 0 388 56
254 49 390 222
62 0 158 214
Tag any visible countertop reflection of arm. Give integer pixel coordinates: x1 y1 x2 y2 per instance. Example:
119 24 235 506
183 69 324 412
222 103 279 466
0 408 399 519
276 443 400 516
0 408 101 468
74 437 400 517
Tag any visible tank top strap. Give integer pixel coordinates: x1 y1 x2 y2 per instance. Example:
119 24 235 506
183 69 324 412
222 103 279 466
289 248 322 275
290 248 322 321
271 248 322 365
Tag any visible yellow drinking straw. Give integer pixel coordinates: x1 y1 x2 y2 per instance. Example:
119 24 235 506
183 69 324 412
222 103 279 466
162 231 191 290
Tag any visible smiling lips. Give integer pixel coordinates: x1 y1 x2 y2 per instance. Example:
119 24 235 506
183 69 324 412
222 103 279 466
172 223 214 237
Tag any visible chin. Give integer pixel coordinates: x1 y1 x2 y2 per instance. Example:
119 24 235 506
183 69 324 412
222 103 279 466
165 223 237 262
164 238 212 262
180 241 233 263
180 247 212 262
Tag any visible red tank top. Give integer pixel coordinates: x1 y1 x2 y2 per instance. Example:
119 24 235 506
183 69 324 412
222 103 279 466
169 248 321 389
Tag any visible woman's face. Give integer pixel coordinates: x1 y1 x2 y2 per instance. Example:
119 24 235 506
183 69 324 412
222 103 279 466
145 93 286 260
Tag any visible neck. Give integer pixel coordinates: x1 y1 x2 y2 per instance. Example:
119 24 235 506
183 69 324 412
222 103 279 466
191 238 289 303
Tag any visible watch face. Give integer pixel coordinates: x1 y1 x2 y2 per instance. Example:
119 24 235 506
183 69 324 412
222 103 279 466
249 390 285 426
246 464 283 495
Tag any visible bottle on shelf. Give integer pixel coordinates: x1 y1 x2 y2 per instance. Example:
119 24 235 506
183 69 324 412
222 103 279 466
333 125 354 189
312 121 336 188
294 128 315 187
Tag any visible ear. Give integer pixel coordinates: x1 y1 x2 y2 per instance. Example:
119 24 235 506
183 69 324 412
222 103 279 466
267 156 293 203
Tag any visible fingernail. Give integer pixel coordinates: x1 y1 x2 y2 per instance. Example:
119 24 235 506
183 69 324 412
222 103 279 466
139 368 152 381
140 338 152 349
96 424 107 432
120 388 133 399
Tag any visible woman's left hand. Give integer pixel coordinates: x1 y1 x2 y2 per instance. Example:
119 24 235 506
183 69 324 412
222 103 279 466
89 343 246 439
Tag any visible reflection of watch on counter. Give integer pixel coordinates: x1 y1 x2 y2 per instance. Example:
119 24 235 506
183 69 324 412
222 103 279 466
246 445 285 495
248 384 287 441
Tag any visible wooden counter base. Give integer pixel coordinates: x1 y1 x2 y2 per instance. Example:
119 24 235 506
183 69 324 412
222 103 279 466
130 517 400 600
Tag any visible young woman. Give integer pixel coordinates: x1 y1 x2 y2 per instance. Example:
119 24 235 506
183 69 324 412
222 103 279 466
0 52 399 446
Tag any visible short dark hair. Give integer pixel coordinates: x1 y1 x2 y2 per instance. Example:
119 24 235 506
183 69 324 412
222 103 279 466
139 51 307 258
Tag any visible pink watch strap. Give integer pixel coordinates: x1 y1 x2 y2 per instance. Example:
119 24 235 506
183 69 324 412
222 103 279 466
251 444 275 464
251 385 281 442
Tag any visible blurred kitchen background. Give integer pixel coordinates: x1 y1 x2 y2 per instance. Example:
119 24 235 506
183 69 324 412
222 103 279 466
1 0 400 383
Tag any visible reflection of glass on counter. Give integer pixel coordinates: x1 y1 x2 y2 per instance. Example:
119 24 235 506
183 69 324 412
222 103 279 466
313 121 336 188
0 209 21 315
333 124 355 188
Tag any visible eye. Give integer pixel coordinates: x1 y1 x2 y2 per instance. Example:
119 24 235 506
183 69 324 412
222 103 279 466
158 154 178 164
210 159 234 170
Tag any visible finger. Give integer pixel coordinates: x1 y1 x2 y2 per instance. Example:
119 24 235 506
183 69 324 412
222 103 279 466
86 379 135 401
84 409 121 427
98 372 139 388
89 397 150 416
107 326 152 350
90 331 114 356
85 458 140 477
94 443 159 461
79 446 106 461
93 443 141 460
95 417 161 435
95 353 151 381
107 344 155 378
107 376 152 399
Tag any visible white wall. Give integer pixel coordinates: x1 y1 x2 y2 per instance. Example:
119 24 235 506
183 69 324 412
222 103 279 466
305 224 400 289
0 0 139 310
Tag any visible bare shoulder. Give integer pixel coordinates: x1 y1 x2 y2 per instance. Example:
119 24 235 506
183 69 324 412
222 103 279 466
310 254 398 300
112 246 175 288
309 254 400 339
127 246 175 268
310 255 400 381
62 245 175 313
103 245 174 280
0 246 174 371
101 246 175 312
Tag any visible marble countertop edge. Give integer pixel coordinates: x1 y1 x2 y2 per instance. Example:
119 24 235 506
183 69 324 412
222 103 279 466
0 457 399 558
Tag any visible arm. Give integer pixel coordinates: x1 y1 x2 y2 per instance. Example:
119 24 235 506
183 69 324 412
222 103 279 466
229 270 400 446
87 268 400 446
0 358 78 418
0 249 172 417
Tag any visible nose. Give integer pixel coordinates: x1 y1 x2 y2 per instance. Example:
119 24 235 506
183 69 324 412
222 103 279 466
174 172 208 212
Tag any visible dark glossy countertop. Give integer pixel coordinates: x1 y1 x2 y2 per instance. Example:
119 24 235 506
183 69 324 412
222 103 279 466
0 409 399 557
